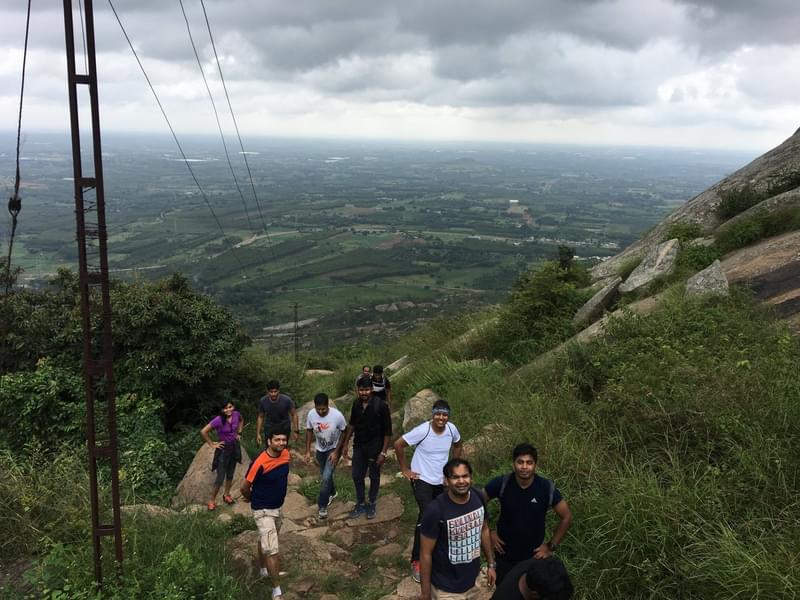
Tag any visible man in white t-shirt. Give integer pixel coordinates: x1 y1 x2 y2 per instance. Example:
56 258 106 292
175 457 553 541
394 398 463 583
305 393 347 519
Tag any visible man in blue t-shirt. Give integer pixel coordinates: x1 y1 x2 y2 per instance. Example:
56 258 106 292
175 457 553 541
420 458 496 600
482 443 573 586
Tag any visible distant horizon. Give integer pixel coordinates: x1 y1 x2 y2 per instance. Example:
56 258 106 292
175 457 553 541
1 127 769 158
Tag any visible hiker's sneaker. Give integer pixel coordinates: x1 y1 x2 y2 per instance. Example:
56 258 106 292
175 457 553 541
223 494 235 505
318 507 328 519
411 560 421 583
348 503 368 519
207 502 216 511
327 491 338 506
366 502 377 520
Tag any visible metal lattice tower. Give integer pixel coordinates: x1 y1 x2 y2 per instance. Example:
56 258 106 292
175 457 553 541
63 0 123 583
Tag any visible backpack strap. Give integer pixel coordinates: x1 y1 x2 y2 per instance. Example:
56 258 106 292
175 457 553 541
498 473 513 499
417 422 432 447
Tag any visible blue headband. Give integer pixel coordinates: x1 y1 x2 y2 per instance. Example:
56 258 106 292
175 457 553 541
432 407 450 415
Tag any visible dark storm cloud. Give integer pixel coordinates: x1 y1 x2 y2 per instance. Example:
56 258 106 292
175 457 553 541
1 0 798 143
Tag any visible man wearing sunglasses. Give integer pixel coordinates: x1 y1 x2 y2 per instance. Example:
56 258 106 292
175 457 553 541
394 398 463 584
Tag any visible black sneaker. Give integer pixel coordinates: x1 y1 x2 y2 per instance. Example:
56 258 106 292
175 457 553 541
348 503 368 519
366 502 377 519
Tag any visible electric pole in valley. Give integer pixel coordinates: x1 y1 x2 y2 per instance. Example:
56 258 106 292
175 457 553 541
293 302 299 362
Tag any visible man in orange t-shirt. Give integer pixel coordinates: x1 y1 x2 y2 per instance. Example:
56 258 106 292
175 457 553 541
242 427 291 600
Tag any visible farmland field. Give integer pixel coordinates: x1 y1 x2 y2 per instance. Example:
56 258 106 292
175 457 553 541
1 131 754 349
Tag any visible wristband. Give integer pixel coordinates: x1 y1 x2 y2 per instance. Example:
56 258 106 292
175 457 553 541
487 563 497 569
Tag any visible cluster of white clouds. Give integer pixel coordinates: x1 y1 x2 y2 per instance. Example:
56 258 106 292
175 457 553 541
1 0 799 150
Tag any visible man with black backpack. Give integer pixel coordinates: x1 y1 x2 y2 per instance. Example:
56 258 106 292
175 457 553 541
481 443 572 585
338 377 392 520
394 398 463 583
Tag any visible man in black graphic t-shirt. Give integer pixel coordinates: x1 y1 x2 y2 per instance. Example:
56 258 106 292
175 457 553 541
420 458 496 600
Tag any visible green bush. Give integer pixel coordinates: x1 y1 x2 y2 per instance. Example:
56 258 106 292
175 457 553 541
715 207 800 254
477 261 590 364
717 185 765 220
675 243 722 273
663 221 704 243
26 513 246 599
0 360 85 450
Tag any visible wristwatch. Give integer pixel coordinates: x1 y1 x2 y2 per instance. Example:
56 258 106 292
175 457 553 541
547 541 558 552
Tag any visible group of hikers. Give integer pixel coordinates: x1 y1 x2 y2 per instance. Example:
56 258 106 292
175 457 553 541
201 366 574 600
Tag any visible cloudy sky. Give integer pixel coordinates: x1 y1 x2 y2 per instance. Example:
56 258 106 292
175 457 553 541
1 0 798 151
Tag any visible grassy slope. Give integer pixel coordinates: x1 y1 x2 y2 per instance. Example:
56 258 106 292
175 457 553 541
383 287 800 598
5 285 799 599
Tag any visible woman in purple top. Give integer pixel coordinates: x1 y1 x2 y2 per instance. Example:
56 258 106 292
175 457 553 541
201 401 244 510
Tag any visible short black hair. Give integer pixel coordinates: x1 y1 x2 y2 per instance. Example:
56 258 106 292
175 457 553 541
525 557 574 599
513 442 538 463
267 426 290 441
314 393 329 406
443 457 472 479
372 365 384 374
432 399 451 412
266 380 280 391
356 377 373 389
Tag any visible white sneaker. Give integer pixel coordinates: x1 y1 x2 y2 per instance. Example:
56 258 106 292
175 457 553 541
318 507 328 519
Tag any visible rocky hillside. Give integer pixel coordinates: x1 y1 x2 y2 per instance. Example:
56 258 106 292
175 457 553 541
583 125 800 331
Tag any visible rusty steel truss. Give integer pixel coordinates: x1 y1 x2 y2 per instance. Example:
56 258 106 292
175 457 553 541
63 0 123 583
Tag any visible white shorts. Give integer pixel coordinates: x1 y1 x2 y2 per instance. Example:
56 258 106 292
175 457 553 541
253 508 282 555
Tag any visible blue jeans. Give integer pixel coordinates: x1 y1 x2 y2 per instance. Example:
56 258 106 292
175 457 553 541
315 449 337 509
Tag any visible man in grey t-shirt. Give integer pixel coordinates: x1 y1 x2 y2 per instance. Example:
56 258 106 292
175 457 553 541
256 380 298 446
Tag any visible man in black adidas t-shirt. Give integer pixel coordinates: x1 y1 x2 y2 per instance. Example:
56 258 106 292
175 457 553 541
482 443 573 585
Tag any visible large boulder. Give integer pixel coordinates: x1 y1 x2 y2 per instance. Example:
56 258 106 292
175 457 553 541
721 230 800 319
619 239 681 294
386 355 410 372
172 443 251 508
685 260 729 297
402 389 440 432
573 276 622 325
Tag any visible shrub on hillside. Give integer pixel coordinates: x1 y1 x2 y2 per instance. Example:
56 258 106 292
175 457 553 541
715 207 800 254
663 221 704 243
717 185 764 219
477 261 589 364
229 347 308 420
675 243 722 273
0 271 250 431
0 359 85 450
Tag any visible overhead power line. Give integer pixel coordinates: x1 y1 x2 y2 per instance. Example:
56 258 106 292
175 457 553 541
178 0 254 233
4 0 32 296
199 0 274 249
107 0 244 270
